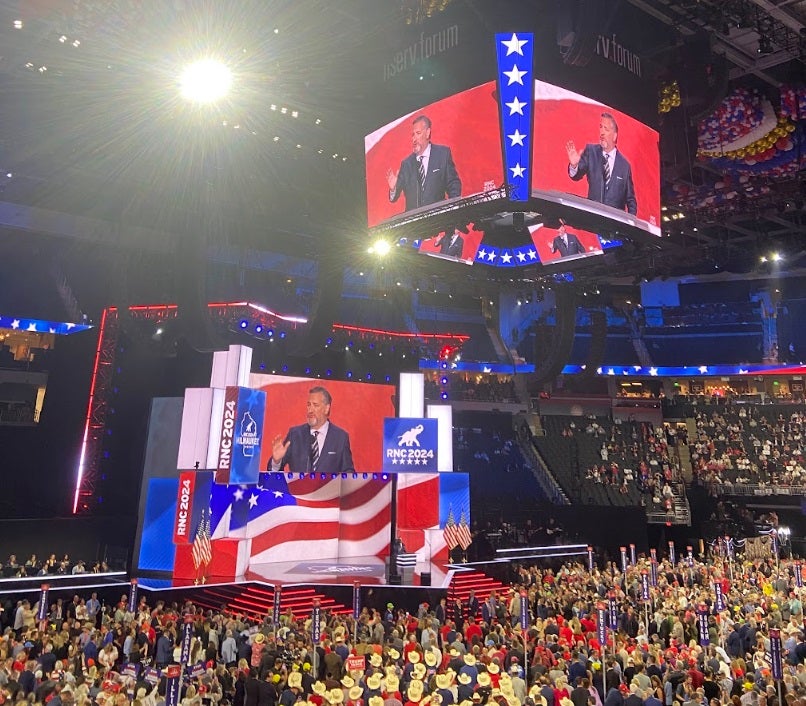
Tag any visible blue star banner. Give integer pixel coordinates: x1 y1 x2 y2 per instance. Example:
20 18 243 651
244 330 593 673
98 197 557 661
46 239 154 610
495 32 534 201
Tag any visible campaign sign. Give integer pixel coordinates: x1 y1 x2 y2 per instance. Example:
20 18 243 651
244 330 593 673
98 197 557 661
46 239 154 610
640 572 650 602
37 585 49 622
697 607 710 646
122 663 139 679
312 603 321 642
596 606 607 646
215 387 266 485
353 582 361 620
272 587 282 625
145 668 161 685
714 582 725 612
382 418 438 473
668 541 676 564
796 563 803 588
346 655 366 673
608 595 618 631
165 665 181 706
180 614 194 665
520 591 528 630
769 629 783 681
128 579 138 614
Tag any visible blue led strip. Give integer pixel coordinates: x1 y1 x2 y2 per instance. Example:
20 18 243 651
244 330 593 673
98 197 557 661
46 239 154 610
0 316 92 335
495 33 534 202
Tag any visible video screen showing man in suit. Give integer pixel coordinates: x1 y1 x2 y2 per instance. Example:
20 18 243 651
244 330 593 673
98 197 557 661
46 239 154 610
385 115 462 212
433 224 466 258
268 386 354 474
565 112 637 215
549 221 585 257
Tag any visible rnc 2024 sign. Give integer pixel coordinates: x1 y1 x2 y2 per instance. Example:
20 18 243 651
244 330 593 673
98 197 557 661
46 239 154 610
382 418 438 473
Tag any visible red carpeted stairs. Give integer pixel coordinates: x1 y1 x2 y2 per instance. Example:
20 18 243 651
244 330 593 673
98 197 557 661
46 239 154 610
448 569 510 609
189 584 352 620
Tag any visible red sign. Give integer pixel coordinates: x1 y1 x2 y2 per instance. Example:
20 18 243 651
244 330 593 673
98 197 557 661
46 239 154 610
345 656 366 673
173 471 196 544
215 387 240 483
165 665 181 679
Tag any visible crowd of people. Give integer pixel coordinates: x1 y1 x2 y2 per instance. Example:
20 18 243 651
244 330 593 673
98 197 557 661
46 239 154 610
2 556 112 579
2 551 805 706
688 407 806 491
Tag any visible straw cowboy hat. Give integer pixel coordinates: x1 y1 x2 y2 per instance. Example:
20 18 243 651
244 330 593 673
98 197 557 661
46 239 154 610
349 686 364 701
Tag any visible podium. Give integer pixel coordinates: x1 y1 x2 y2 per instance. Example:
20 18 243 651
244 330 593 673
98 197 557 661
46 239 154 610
396 553 417 583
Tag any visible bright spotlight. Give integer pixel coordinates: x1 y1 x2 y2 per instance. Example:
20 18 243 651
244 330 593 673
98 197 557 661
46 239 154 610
179 59 232 103
370 239 391 256
771 252 782 262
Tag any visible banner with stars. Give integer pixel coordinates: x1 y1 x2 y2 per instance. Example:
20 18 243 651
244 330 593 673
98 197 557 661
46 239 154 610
495 32 534 201
383 418 438 473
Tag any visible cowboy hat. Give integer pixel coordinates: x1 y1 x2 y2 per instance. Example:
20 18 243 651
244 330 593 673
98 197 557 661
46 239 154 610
349 686 364 701
367 674 382 690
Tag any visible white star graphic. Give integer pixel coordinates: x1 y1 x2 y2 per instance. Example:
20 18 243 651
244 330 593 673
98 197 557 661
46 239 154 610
508 129 526 146
49 328 56 334
233 488 244 501
501 33 528 56
483 367 492 373
698 366 708 374
527 249 537 260
65 323 75 329
501 252 513 264
649 367 658 376
738 368 749 375
392 459 398 465
505 96 527 115
486 250 497 261
248 493 259 508
510 163 526 178
10 319 19 329
26 323 37 332
517 251 527 262
607 368 615 376
503 64 527 85
477 248 487 260
273 490 284 498
596 367 603 375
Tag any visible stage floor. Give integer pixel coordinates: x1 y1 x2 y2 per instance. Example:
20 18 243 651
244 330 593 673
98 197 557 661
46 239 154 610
136 556 458 590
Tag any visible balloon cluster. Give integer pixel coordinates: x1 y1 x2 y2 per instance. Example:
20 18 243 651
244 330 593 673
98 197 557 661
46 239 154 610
658 81 681 114
697 88 765 152
694 85 805 175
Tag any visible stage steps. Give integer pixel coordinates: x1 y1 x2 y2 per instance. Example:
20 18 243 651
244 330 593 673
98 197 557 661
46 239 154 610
448 569 510 615
191 584 352 620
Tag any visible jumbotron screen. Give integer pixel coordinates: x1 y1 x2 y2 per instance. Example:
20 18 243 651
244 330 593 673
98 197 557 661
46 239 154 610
532 80 661 235
364 78 660 257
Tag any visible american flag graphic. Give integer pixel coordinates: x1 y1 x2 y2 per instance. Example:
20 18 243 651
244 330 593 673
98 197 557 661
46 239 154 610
443 507 459 550
192 508 212 569
209 473 393 563
456 510 472 551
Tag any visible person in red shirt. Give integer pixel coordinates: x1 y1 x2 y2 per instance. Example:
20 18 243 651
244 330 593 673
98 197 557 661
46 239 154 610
464 619 482 646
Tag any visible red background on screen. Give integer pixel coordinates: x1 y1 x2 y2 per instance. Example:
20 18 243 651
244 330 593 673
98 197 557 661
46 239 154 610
258 379 396 474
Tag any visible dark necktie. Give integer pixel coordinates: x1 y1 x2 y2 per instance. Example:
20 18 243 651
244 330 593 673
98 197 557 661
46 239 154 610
603 151 611 186
417 156 426 191
310 430 319 469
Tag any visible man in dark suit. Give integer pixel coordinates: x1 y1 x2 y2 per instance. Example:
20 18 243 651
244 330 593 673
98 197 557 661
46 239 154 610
434 225 466 257
549 222 585 257
566 112 637 215
268 386 354 474
386 114 461 212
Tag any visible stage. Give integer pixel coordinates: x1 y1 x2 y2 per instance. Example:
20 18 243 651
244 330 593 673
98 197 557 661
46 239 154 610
136 555 458 590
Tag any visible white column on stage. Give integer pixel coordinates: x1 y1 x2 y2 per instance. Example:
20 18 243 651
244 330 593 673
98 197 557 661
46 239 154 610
210 345 253 388
398 372 424 417
427 404 453 473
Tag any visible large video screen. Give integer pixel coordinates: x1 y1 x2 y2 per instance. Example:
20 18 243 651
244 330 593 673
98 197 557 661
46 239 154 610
528 222 603 264
252 375 396 474
532 81 661 234
364 81 504 228
365 79 660 241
